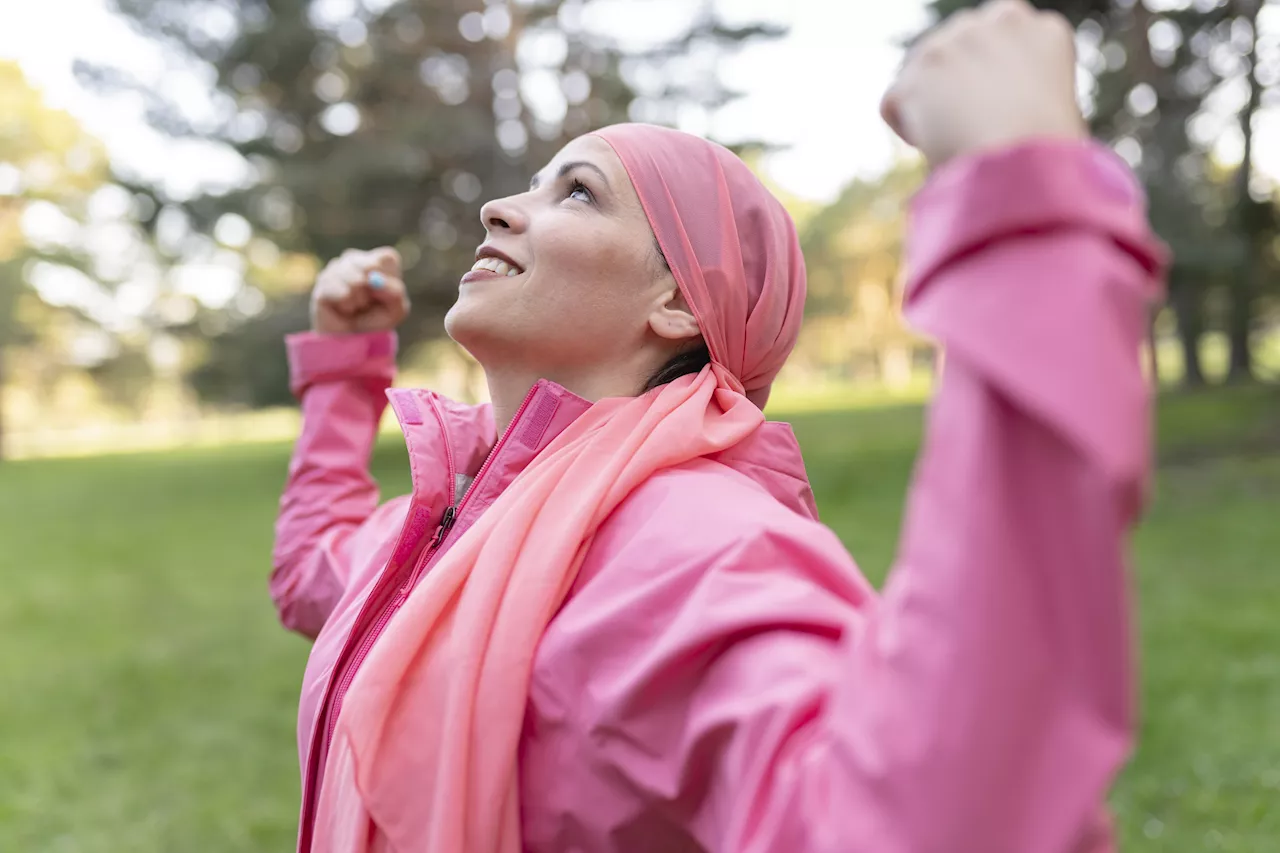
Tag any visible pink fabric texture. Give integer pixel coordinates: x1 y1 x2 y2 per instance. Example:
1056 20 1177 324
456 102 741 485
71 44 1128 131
272 136 1168 853
592 124 807 408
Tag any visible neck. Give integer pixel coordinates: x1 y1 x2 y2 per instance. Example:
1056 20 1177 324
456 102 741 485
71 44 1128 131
482 363 650 436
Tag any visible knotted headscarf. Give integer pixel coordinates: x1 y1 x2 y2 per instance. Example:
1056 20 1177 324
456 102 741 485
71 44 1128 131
311 123 807 853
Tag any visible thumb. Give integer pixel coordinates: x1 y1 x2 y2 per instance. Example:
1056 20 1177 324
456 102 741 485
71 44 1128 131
368 246 403 277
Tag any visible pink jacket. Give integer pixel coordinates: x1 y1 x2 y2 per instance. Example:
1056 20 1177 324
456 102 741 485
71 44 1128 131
273 142 1165 853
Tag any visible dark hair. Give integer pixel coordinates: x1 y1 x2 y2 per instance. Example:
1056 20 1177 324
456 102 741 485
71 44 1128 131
642 238 711 392
644 344 712 393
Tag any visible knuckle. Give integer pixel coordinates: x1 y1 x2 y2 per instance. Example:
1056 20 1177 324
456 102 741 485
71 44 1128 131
381 250 404 273
986 0 1030 15
937 10 972 40
911 37 947 66
1039 10 1074 40
907 22 948 63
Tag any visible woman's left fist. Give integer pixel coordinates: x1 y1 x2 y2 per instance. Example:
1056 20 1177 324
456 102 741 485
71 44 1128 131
882 0 1087 168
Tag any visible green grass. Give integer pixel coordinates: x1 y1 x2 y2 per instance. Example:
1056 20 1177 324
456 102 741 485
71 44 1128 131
1 385 1277 851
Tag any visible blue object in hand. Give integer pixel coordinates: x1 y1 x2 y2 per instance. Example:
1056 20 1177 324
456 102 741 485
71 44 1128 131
368 271 386 289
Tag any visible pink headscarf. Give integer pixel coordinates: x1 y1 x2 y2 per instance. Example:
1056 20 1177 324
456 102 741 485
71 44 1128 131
595 124 806 408
311 124 807 853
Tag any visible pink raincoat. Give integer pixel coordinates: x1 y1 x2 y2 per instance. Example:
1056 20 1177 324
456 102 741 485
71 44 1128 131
273 139 1166 852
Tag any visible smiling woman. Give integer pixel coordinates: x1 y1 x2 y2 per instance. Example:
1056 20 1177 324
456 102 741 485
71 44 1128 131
444 134 705 429
273 4 1169 853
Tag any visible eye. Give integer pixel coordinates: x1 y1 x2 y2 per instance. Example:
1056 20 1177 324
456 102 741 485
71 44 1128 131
566 179 594 204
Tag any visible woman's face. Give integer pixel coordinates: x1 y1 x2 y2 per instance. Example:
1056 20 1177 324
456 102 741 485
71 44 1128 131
445 134 695 391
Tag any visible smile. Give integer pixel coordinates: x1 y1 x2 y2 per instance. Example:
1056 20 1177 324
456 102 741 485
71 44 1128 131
469 256 523 277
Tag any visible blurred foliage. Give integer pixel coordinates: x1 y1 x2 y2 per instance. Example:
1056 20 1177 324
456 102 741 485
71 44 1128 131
7 0 1278 447
0 61 128 458
798 162 929 386
83 0 782 406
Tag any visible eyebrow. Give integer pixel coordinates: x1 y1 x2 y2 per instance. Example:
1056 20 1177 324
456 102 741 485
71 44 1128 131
529 160 612 192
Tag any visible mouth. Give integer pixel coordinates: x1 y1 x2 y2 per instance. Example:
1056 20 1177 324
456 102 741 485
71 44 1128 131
467 254 524 278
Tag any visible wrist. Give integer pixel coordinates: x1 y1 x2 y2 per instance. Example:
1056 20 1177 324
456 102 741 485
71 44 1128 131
287 330 399 397
948 125 1088 170
310 320 401 336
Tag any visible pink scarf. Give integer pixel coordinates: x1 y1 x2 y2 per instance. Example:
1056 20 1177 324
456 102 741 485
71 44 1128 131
312 123 807 853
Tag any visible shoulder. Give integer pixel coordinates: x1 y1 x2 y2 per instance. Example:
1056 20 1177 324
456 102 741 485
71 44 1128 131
530 459 877 819
573 458 867 603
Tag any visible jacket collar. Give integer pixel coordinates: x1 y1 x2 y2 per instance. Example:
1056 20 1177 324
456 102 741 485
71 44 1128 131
386 379 818 524
385 380 593 516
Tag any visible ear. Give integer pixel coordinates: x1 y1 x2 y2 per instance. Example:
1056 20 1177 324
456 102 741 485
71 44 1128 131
648 287 700 343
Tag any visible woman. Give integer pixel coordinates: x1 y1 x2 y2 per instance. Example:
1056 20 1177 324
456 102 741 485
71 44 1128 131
271 3 1167 852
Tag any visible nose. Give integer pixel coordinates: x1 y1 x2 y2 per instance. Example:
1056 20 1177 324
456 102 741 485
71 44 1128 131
480 193 528 234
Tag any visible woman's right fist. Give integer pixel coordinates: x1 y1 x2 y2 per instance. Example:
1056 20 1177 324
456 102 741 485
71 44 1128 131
310 246 410 335
881 0 1085 169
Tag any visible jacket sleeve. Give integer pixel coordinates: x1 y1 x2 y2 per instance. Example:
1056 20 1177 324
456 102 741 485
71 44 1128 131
595 143 1168 852
270 330 398 639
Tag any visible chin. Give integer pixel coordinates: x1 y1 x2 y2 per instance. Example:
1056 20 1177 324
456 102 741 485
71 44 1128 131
443 300 482 351
444 299 522 366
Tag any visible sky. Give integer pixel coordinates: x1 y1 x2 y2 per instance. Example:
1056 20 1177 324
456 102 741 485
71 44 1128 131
0 0 929 204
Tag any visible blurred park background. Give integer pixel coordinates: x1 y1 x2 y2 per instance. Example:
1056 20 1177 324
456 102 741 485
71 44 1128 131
1 0 1279 850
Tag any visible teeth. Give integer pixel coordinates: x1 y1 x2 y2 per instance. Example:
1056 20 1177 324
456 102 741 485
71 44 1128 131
470 256 523 275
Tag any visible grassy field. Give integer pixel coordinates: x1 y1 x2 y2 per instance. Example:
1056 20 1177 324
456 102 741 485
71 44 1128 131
1 386 1277 852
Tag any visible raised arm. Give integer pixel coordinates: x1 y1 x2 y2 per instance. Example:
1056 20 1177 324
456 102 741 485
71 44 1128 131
817 137 1164 850
270 247 409 639
775 8 1166 846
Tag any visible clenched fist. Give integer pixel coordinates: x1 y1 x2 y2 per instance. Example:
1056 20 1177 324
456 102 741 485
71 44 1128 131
882 0 1086 168
310 246 410 335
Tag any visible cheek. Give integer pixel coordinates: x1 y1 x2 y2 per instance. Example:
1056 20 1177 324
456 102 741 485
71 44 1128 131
530 221 652 312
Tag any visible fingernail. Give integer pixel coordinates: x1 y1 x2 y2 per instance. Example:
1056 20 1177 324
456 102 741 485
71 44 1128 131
368 271 386 289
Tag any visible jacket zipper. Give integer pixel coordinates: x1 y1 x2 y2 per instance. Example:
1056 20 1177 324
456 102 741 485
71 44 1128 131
390 385 539 598
296 515 430 853
298 383 542 850
297 400 460 852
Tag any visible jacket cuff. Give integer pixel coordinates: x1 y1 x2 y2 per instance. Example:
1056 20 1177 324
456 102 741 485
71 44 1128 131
286 331 398 398
904 139 1168 304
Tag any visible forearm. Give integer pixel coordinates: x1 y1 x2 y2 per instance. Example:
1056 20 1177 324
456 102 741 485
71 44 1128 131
270 331 397 637
707 143 1167 853
817 141 1167 851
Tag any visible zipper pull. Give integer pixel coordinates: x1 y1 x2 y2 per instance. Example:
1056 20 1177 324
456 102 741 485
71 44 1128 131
431 506 457 548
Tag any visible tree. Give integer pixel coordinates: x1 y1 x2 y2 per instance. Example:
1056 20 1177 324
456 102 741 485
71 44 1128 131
799 162 929 386
1226 0 1267 381
0 62 112 460
87 0 783 406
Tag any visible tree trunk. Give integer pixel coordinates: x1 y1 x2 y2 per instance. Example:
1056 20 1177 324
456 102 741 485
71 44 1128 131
1229 0 1263 382
1170 269 1206 388
1226 268 1256 382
